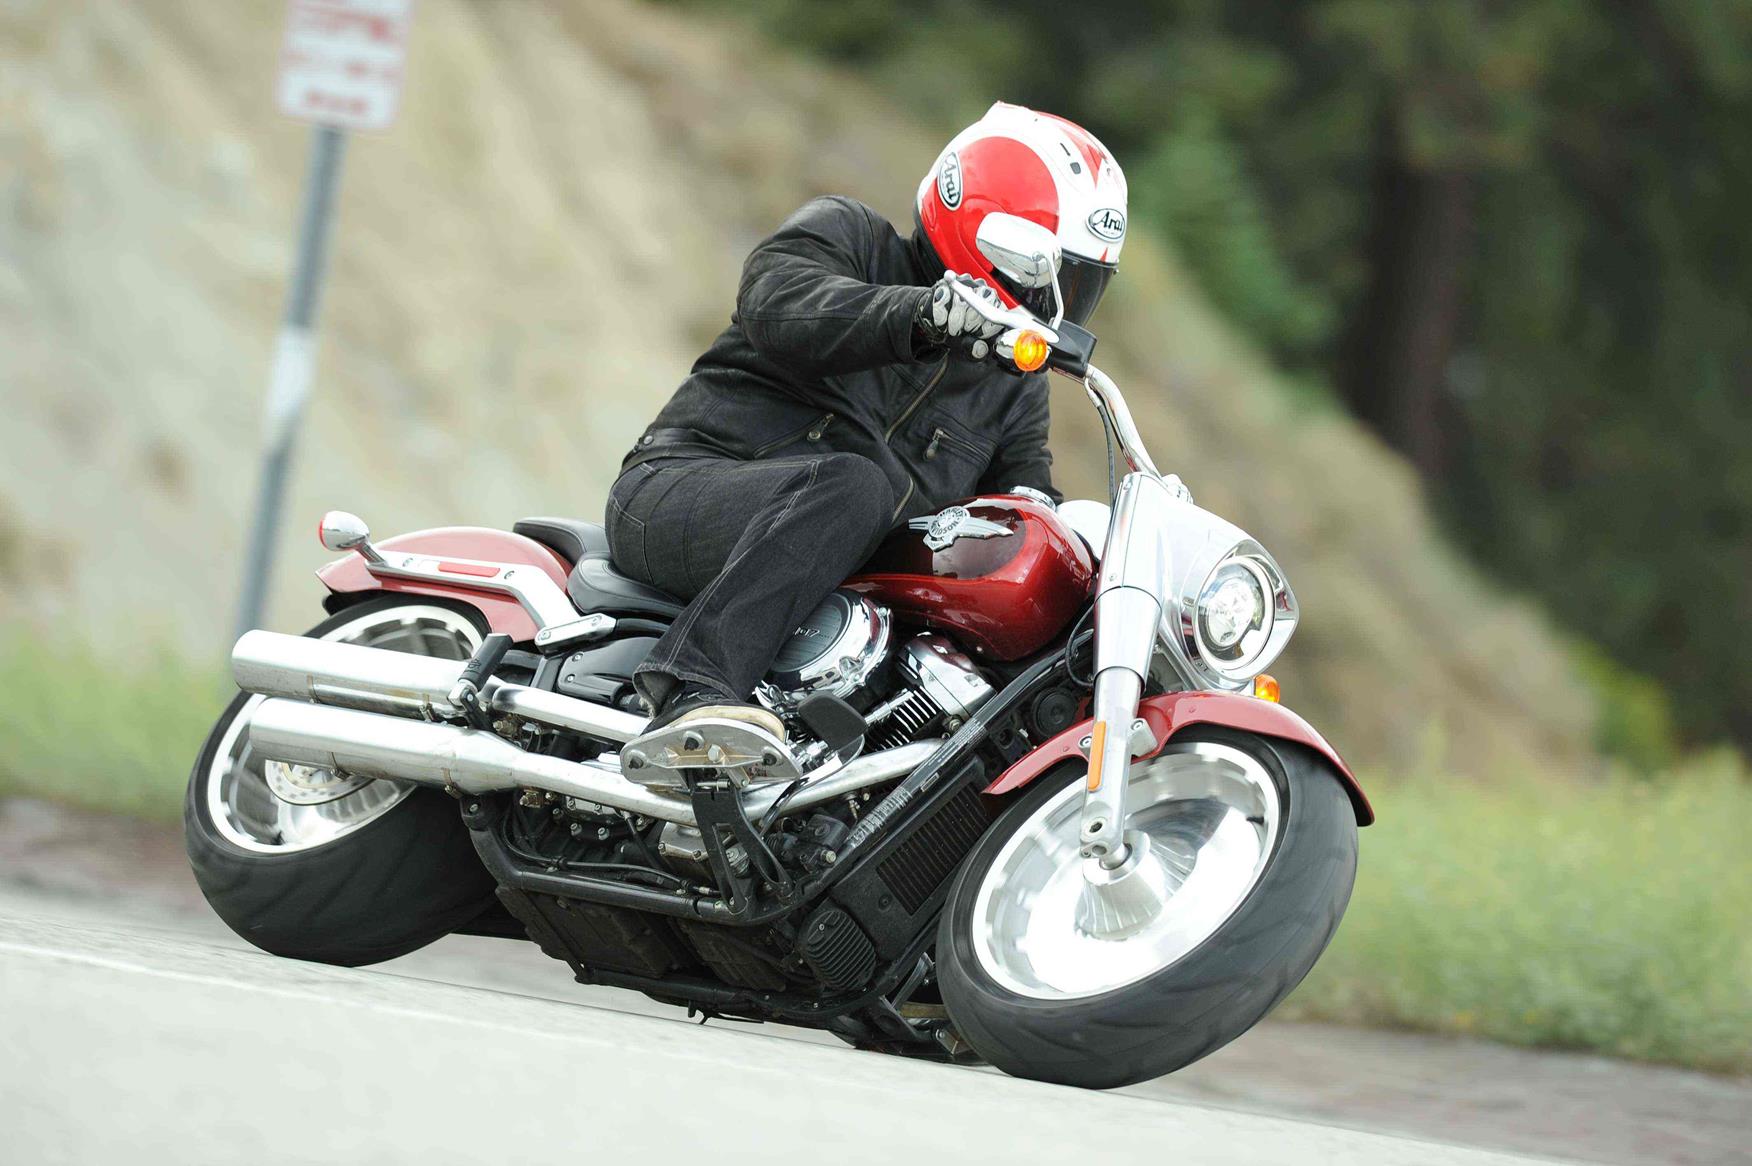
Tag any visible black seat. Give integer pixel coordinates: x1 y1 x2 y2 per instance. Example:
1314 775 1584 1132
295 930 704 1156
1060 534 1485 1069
511 517 609 564
514 516 685 620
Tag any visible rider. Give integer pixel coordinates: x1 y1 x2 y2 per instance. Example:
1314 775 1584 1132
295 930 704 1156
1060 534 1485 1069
610 102 1129 743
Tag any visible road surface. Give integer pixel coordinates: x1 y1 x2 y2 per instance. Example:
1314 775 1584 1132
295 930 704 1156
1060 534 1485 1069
3 905 1573 1166
3 800 1747 1164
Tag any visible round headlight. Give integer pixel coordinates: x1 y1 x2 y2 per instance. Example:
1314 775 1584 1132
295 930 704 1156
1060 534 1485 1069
1199 568 1263 650
1194 557 1275 675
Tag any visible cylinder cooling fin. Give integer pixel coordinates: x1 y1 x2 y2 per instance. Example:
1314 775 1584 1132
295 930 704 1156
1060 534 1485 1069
868 688 942 751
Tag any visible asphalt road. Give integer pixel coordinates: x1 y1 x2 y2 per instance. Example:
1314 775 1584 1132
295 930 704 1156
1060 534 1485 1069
3 800 1747 1165
2 905 1573 1166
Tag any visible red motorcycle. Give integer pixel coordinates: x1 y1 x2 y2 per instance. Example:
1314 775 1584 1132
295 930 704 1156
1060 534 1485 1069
186 219 1370 1088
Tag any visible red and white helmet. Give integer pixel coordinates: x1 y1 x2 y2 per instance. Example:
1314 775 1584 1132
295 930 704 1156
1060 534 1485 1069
917 101 1128 327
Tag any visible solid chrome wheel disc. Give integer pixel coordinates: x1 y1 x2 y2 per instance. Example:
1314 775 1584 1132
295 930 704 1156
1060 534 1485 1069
970 740 1281 1000
207 605 481 854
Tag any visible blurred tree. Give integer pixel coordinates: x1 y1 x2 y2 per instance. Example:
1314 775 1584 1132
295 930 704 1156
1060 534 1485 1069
660 0 1752 752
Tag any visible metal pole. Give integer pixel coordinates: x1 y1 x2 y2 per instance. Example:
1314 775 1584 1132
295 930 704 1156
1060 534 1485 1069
235 124 348 641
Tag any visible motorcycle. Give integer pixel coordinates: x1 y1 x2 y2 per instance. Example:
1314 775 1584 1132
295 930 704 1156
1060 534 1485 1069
186 215 1370 1089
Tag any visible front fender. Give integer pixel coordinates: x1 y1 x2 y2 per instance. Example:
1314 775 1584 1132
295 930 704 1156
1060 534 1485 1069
984 690 1373 826
316 526 571 643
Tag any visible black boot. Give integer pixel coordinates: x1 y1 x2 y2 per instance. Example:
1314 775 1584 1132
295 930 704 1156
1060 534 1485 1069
642 683 785 741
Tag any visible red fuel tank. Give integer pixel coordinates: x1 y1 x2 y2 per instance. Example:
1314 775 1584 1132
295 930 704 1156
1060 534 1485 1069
846 495 1095 661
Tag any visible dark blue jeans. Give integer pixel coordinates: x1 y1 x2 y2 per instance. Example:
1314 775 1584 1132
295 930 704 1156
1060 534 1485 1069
604 454 896 710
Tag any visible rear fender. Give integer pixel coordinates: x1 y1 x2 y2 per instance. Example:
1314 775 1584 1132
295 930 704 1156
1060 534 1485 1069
317 526 572 643
984 690 1373 826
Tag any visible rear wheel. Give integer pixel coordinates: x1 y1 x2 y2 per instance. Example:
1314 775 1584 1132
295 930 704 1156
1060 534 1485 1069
184 596 498 966
938 728 1357 1088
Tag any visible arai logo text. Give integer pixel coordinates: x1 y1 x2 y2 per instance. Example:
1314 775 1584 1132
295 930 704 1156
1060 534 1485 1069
937 151 963 210
1087 207 1126 242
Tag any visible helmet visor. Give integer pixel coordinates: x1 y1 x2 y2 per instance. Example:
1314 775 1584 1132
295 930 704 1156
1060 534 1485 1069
1059 253 1116 327
995 253 1117 329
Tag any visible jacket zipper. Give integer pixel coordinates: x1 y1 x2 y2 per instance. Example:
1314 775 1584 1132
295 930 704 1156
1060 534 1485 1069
884 359 949 442
883 359 948 522
807 413 836 441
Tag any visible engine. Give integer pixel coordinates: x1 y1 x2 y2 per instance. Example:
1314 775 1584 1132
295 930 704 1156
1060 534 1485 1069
522 588 1004 994
755 588 994 755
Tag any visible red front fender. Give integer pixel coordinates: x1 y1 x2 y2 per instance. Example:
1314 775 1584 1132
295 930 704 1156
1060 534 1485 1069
316 526 571 643
985 690 1374 826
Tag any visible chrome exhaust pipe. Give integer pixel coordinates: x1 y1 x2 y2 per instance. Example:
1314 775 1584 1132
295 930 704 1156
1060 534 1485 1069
232 630 465 718
247 697 697 824
232 630 647 743
244 698 943 826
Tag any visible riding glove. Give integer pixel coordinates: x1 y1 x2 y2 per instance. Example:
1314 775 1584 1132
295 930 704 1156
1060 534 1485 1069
916 272 1007 360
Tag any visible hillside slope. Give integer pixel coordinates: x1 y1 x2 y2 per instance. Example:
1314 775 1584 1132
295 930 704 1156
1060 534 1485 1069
0 0 1596 774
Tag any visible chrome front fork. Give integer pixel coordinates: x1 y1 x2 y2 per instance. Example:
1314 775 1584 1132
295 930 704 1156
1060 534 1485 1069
1079 472 1175 868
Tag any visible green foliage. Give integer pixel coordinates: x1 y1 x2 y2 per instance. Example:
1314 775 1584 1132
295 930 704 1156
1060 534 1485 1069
1442 2 1752 753
1572 642 1681 773
0 625 220 821
1129 107 1333 362
1283 762 1752 1074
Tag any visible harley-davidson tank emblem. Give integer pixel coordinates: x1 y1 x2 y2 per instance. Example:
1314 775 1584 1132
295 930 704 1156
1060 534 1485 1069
909 505 1013 552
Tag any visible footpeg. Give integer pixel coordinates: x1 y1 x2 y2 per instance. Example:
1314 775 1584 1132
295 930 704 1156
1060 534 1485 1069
620 718 802 788
448 633 513 729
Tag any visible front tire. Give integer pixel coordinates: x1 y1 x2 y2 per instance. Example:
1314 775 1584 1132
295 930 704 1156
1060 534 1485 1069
938 728 1357 1088
184 597 499 966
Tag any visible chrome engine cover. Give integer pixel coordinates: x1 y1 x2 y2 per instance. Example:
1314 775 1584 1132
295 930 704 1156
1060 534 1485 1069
897 634 993 718
758 589 892 713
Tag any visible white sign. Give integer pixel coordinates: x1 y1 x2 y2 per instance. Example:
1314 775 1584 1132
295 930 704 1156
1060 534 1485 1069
277 0 413 132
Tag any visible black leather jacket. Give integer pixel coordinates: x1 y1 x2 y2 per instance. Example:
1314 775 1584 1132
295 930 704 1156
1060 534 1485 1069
622 196 1057 524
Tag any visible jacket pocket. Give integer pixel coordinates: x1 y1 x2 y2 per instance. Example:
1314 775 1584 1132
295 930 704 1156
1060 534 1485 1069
922 424 992 464
916 407 996 464
750 411 837 458
907 410 997 507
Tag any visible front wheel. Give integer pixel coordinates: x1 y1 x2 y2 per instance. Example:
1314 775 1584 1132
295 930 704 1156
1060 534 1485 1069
184 596 499 966
937 728 1358 1088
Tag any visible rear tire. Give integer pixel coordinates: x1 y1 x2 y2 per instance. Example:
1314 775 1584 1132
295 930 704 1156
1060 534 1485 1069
184 597 499 967
937 728 1357 1088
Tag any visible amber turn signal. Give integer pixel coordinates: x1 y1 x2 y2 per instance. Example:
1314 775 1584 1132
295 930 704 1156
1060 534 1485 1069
1011 329 1050 372
1252 674 1281 703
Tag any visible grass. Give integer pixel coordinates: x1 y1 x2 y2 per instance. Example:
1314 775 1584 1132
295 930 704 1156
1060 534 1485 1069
1282 758 1752 1075
0 625 225 821
1 623 1746 1073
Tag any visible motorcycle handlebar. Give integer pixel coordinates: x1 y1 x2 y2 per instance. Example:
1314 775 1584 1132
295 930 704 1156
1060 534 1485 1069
948 279 1190 498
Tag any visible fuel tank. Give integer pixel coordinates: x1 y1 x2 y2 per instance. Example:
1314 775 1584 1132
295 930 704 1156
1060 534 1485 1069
846 495 1095 661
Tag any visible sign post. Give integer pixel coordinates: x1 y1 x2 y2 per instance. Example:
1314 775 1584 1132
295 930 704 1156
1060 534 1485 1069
236 0 412 641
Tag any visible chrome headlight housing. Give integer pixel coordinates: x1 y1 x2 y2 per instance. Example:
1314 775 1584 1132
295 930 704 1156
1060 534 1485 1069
1188 549 1296 684
1085 474 1300 693
1147 491 1299 690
